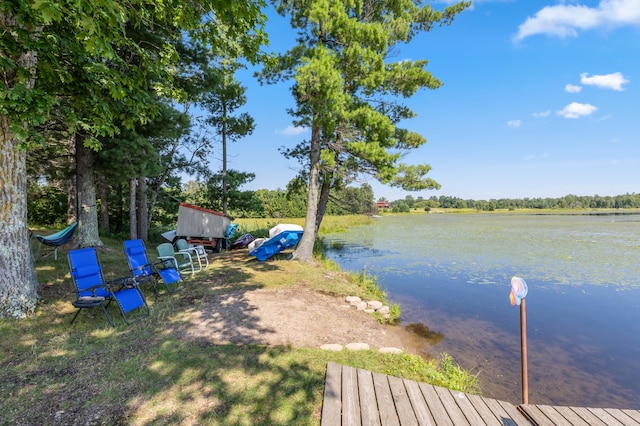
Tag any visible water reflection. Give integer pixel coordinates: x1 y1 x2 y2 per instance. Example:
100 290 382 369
404 322 444 346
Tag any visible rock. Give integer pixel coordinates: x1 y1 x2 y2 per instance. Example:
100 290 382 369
355 301 367 311
379 347 403 354
320 344 344 351
367 300 383 310
346 296 361 304
364 308 374 314
377 305 390 315
345 342 370 351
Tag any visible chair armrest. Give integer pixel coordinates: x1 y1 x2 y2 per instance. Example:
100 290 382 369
192 245 207 256
107 276 139 291
77 284 107 297
157 255 178 269
179 246 198 254
130 263 156 277
174 251 193 263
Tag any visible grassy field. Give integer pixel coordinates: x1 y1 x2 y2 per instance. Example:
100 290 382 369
1 218 478 425
234 214 375 238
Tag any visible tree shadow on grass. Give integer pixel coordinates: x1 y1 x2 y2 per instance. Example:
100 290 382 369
0 248 326 425
125 344 324 425
0 320 325 425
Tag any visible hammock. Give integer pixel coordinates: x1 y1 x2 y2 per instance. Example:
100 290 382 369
35 222 77 260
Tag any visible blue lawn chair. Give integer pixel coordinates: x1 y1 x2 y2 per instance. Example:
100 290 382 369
123 239 184 294
68 247 149 327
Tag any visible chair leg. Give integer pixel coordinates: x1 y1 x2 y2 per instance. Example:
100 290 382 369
70 305 115 327
195 256 203 272
101 305 115 327
70 308 83 324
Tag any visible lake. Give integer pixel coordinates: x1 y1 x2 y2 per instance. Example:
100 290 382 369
322 213 640 408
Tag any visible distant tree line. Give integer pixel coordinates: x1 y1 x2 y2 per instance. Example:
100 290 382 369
385 193 640 212
28 179 377 227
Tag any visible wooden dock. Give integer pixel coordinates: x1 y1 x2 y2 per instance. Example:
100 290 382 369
321 362 640 425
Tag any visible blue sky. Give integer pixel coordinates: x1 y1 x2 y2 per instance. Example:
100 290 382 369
206 0 640 202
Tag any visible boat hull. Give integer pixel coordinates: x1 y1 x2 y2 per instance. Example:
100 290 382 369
249 225 304 261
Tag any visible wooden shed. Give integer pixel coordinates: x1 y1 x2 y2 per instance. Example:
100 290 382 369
176 203 233 250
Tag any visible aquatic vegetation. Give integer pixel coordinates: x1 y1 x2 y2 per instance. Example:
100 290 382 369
324 213 640 289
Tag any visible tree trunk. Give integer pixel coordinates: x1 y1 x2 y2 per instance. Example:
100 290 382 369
114 184 124 234
292 120 321 262
315 170 333 234
137 177 148 242
67 135 77 224
315 146 340 232
98 175 110 232
129 178 137 240
222 104 228 215
75 133 104 247
0 116 39 318
0 12 40 318
147 186 158 230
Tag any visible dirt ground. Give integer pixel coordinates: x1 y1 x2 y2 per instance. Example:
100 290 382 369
171 286 422 353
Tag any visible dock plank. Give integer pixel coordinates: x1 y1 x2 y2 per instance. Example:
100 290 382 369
443 387 489 425
620 410 640 424
357 368 381 426
604 408 640 426
372 371 400 426
404 379 437 426
567 407 609 426
466 394 503 426
478 396 529 426
520 404 557 426
539 404 579 425
340 364 361 425
388 375 419 425
553 406 591 426
622 409 640 424
433 384 474 425
418 382 455 426
588 407 626 426
320 362 342 426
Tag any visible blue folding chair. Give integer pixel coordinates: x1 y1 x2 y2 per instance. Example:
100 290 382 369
123 239 184 294
68 247 150 327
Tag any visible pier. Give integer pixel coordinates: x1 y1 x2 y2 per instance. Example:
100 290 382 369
321 362 640 425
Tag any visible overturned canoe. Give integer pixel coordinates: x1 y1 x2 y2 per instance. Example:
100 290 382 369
248 224 304 261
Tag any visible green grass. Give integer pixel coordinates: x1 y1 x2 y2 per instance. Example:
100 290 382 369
234 214 375 237
5 228 479 424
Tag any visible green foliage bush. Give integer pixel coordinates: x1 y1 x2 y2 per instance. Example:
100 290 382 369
27 184 67 225
392 201 410 213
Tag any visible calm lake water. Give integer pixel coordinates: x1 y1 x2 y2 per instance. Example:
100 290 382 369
322 213 640 408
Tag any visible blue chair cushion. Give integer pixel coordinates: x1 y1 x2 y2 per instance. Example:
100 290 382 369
127 246 146 255
73 265 101 279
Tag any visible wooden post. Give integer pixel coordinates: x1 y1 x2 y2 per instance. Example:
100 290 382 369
520 298 529 404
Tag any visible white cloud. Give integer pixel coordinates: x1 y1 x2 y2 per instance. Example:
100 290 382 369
278 125 308 136
565 84 582 93
580 72 629 91
514 0 640 41
533 110 551 118
507 120 522 128
556 102 598 118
